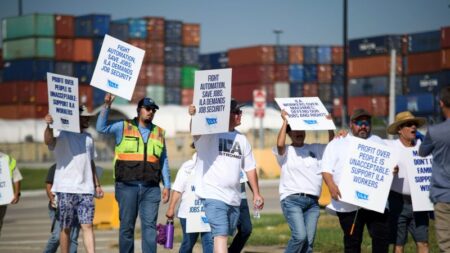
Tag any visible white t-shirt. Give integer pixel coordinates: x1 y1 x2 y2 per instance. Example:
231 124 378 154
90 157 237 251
273 144 326 201
50 131 96 194
321 134 385 213
172 154 199 218
194 130 256 206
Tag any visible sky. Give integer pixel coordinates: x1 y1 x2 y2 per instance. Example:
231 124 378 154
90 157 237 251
1 0 450 53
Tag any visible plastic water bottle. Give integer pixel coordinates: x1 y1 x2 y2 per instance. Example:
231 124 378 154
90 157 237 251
164 220 174 249
253 200 262 219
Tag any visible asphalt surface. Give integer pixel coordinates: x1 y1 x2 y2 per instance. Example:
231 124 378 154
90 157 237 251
0 180 282 253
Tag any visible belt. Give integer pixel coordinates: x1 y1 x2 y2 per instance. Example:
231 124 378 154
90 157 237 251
292 193 319 200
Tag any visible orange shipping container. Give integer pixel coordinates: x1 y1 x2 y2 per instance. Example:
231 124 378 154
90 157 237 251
182 23 200 47
228 46 274 67
146 17 165 42
232 83 275 103
407 51 442 75
145 41 164 64
288 46 304 64
181 88 194 106
55 15 74 38
0 82 19 104
79 84 94 111
18 104 48 119
0 105 19 119
73 38 93 62
303 83 319 97
232 65 274 84
348 55 402 78
128 39 146 50
146 64 164 84
442 49 450 69
131 86 147 104
331 46 343 64
136 63 148 86
55 38 74 61
318 65 332 83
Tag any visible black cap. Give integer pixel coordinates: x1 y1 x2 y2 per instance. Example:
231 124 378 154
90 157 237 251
230 98 244 112
350 108 372 121
137 97 159 110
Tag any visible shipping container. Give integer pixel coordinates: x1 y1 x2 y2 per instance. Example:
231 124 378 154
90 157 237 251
165 86 181 104
16 81 47 104
232 83 275 103
228 46 274 66
165 20 183 45
146 17 165 42
303 83 319 97
348 55 402 78
113 96 130 105
93 88 106 107
3 59 54 81
209 52 228 69
75 14 110 37
318 83 333 103
303 46 318 64
406 51 442 75
0 105 19 119
288 46 303 64
55 15 74 38
79 84 94 110
396 93 436 115
3 38 55 60
317 46 332 64
274 64 289 82
127 39 146 50
146 64 165 84
290 82 303 97
2 14 55 40
331 83 344 97
164 45 182 66
55 38 73 61
332 65 344 85
199 54 211 70
164 66 181 86
137 63 148 86
274 82 290 98
181 66 197 89
145 41 164 63
274 46 289 64
443 48 450 69
182 23 200 47
317 65 332 83
92 38 103 58
19 104 49 119
127 18 147 39
333 96 389 117
74 62 94 83
407 72 444 94
131 85 147 104
55 61 74 77
182 47 199 66
289 64 304 83
349 35 402 57
73 38 93 62
109 22 129 41
146 85 165 105
408 30 441 53
303 64 318 82
181 88 194 106
442 26 450 49
331 46 343 64
348 76 402 96
0 82 18 104
232 65 274 84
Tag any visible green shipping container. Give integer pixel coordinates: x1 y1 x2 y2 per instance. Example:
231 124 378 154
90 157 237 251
181 66 198 89
3 38 55 60
2 14 55 40
113 96 130 105
146 85 165 105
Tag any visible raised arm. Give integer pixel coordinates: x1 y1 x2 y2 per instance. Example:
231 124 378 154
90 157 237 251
44 114 56 146
276 110 289 156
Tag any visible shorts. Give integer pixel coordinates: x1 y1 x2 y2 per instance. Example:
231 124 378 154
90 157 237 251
203 198 240 237
57 192 95 229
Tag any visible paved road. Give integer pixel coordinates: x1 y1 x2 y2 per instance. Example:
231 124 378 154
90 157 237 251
0 181 281 253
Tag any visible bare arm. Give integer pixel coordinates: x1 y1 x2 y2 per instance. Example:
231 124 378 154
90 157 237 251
322 172 341 200
44 114 56 146
10 180 21 204
91 160 104 198
246 169 264 209
276 110 289 156
166 190 182 219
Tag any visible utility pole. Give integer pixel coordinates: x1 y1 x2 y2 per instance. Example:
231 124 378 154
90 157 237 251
18 0 23 15
273 29 283 45
342 0 349 128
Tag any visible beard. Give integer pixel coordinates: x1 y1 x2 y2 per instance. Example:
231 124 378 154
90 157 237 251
144 118 152 124
356 129 369 139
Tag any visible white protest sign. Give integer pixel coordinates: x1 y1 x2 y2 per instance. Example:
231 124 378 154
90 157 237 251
90 34 145 100
0 156 14 205
191 68 232 135
400 147 433 211
339 136 398 213
275 97 336 130
185 192 211 233
47 73 80 133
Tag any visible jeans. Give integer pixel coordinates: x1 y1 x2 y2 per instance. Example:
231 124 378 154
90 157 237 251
229 199 253 253
179 218 213 253
337 209 390 253
44 206 80 253
281 194 320 253
115 182 161 253
203 199 240 237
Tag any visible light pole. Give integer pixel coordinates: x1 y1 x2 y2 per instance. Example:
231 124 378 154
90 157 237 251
342 0 349 128
273 29 283 46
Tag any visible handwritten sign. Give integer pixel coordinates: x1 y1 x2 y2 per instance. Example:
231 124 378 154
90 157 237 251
0 156 14 205
47 73 80 133
339 137 398 213
191 68 232 135
185 185 211 233
90 35 145 100
275 97 336 130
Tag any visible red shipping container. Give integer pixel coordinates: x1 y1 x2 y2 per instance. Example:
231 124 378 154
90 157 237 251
318 83 333 103
145 41 164 64
442 26 450 49
79 84 94 111
0 82 18 104
442 49 450 69
332 97 343 118
15 82 47 104
146 64 164 84
128 39 146 50
401 35 409 56
228 46 274 67
371 96 389 117
34 82 48 104
181 88 194 106
55 15 74 38
232 83 274 103
318 65 332 83
407 51 442 74
274 64 289 82
182 23 200 47
73 38 93 62
303 83 319 97
344 96 389 117
348 55 402 78
136 63 148 86
55 38 74 61
18 104 48 119
131 85 147 104
289 46 304 64
0 105 19 119
331 46 343 64
146 17 165 42
232 65 274 84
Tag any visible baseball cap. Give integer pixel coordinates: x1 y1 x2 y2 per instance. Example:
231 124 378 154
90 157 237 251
137 97 159 110
350 108 371 121
230 98 244 113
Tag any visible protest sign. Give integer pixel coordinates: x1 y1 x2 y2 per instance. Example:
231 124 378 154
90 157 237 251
90 34 145 100
275 97 336 130
0 156 14 205
191 68 232 135
339 136 398 213
47 73 80 133
185 188 211 233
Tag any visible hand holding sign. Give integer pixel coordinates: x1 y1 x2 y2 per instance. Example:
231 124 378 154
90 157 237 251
104 93 116 107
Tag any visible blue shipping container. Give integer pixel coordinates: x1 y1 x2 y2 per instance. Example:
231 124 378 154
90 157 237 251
349 35 402 58
289 64 304 82
75 14 110 37
303 46 318 64
317 46 332 64
396 93 436 114
108 22 129 41
165 45 182 66
349 76 402 96
303 64 317 82
165 66 181 86
331 83 344 97
290 82 303 97
209 52 228 69
407 72 444 94
182 47 199 66
128 18 147 39
275 46 289 64
332 65 344 85
92 38 104 58
3 59 54 81
74 62 94 83
165 20 182 45
93 88 106 107
408 30 441 53
199 54 211 70
55 61 74 77
165 86 181 104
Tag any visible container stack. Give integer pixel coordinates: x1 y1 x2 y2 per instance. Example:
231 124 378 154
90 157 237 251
180 23 200 106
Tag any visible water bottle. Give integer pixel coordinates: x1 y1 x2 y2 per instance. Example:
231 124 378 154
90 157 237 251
253 199 262 219
164 219 174 249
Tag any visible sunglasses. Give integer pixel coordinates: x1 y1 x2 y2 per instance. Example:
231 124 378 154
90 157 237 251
400 122 417 128
231 110 242 115
142 107 157 112
352 120 371 127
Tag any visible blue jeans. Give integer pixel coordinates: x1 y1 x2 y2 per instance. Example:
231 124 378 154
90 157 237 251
203 199 240 237
229 199 253 253
281 194 320 253
44 205 80 253
179 218 213 253
115 182 161 253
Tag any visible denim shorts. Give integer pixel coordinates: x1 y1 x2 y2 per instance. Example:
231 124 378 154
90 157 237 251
203 199 240 237
57 192 95 229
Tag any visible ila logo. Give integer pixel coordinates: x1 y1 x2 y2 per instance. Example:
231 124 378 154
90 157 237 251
355 190 369 201
206 117 217 125
107 80 119 89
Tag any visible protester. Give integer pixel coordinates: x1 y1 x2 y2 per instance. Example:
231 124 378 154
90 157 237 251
44 106 103 253
0 152 22 237
419 86 450 253
96 93 170 253
386 111 429 253
188 99 264 253
274 110 334 253
166 148 213 253
322 108 391 253
44 164 81 253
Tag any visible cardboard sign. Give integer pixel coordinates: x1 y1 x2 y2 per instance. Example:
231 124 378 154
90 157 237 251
185 191 211 233
47 73 80 133
0 156 14 205
339 137 398 213
275 97 336 130
90 35 145 100
191 68 232 135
